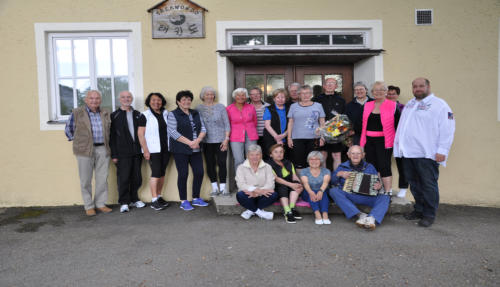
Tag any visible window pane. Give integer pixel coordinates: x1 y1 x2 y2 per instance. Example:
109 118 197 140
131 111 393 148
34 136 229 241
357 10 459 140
114 76 129 110
300 35 329 45
56 40 72 77
97 77 112 111
95 39 111 76
267 35 297 45
112 39 128 76
332 35 364 45
73 40 89 77
266 75 285 97
76 79 90 107
233 35 264 46
245 75 265 96
58 79 74 115
325 74 343 93
304 75 322 88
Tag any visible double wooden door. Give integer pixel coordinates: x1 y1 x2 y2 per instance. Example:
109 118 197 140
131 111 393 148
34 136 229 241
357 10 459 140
235 65 353 102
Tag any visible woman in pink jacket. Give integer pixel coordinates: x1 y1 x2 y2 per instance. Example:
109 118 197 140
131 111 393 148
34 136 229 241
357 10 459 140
359 81 400 195
227 88 259 170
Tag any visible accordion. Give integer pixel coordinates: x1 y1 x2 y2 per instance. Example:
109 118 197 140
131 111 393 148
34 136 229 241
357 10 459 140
342 172 382 196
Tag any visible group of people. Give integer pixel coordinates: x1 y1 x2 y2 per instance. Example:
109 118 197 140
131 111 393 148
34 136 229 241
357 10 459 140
65 76 455 229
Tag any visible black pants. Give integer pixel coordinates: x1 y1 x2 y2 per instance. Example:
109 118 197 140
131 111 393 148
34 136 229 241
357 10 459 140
149 152 171 178
202 142 227 183
173 152 204 201
364 136 392 177
395 157 409 189
116 155 142 205
291 139 317 169
403 158 440 218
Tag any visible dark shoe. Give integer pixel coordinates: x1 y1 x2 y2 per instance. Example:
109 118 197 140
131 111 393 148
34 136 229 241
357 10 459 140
418 217 434 227
404 211 423 220
291 208 302 220
157 197 169 207
150 200 165 211
285 212 296 224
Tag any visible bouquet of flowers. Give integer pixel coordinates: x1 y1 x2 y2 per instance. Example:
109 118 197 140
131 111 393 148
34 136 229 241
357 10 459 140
317 114 352 145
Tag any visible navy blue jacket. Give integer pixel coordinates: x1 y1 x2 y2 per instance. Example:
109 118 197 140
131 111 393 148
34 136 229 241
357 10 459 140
169 108 202 155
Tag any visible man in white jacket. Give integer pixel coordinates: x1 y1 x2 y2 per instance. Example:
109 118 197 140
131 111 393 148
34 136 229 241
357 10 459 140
393 78 455 227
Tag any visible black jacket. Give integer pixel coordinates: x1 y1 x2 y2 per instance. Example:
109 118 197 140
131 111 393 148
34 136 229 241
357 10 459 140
110 109 144 158
262 104 289 155
312 92 346 121
345 97 374 136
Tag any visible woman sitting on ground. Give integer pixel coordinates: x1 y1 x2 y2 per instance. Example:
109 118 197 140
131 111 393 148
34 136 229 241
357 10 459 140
236 144 277 221
266 144 303 223
300 151 331 225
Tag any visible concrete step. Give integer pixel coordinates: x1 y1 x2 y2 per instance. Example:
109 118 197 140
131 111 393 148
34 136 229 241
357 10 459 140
213 192 412 216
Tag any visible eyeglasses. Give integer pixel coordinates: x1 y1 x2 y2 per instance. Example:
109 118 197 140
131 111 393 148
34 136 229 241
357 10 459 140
349 152 363 156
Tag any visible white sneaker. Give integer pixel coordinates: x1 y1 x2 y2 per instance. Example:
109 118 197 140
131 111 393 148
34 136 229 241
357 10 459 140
397 189 407 198
355 213 368 228
240 209 255 220
255 209 274 220
322 218 331 225
211 182 219 197
364 216 376 230
220 183 226 194
131 201 146 208
315 219 324 225
120 204 129 213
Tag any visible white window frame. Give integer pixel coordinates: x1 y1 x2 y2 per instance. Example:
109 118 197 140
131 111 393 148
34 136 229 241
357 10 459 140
35 22 143 131
228 29 370 50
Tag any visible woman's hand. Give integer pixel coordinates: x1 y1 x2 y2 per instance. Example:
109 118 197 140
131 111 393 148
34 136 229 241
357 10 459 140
189 140 200 150
258 189 275 198
112 158 118 164
316 191 324 201
143 151 150 161
309 191 318 202
287 137 293 149
319 138 325 147
290 182 303 191
220 139 229 151
243 190 258 198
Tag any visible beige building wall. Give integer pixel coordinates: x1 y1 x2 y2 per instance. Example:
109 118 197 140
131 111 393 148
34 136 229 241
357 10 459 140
0 0 499 207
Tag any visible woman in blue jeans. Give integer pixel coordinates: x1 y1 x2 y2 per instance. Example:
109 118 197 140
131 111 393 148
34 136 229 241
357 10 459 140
300 151 331 225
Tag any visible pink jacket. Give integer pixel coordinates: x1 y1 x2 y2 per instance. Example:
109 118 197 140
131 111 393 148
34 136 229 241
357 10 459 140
226 103 258 142
360 100 396 149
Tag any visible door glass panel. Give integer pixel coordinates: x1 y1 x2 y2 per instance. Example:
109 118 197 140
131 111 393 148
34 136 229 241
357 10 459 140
76 79 90 108
304 74 322 87
332 35 364 45
233 35 264 46
267 35 297 45
58 79 74 115
300 35 329 45
55 40 72 77
73 39 89 77
266 75 285 97
325 74 343 93
114 76 129 110
97 77 112 111
245 75 265 96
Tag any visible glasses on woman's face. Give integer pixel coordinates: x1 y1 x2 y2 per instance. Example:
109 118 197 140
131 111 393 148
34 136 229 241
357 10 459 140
372 89 386 93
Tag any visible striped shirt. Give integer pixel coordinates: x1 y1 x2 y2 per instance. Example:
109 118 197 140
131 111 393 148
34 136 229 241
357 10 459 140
167 111 206 152
65 106 104 143
253 102 270 137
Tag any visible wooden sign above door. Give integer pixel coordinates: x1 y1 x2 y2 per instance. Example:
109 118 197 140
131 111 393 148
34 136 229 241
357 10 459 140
147 0 208 39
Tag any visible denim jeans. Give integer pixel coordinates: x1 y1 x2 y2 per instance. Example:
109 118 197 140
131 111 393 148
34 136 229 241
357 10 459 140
402 158 440 218
329 187 390 224
236 191 278 212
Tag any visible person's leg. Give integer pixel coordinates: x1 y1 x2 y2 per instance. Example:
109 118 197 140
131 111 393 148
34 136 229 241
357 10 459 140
256 192 279 210
76 155 95 210
157 152 170 197
366 195 391 224
403 158 424 215
329 187 360 219
414 158 440 219
364 138 378 169
378 145 393 194
116 156 132 205
396 157 408 189
276 185 290 213
173 153 189 201
236 191 258 212
203 143 218 183
291 139 305 169
230 141 245 170
94 146 110 208
319 191 330 219
130 155 143 203
216 146 228 184
289 190 300 207
190 152 204 199
244 133 257 158
301 190 320 218
148 153 162 198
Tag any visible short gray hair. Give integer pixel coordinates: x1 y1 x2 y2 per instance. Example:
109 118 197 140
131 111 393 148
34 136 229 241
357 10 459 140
288 82 301 90
353 82 368 92
86 90 102 98
307 151 324 164
232 88 249 99
348 145 365 154
199 86 217 101
247 144 262 154
371 81 388 92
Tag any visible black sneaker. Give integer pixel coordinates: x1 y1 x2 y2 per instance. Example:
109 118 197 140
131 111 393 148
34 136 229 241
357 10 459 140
404 211 423 220
157 197 169 207
150 200 165 211
418 217 434 227
285 212 296 224
291 208 302 220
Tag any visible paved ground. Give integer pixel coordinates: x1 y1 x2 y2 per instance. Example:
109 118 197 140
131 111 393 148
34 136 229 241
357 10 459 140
0 204 498 287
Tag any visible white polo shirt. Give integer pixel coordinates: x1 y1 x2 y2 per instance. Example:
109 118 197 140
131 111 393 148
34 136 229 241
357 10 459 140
393 94 455 166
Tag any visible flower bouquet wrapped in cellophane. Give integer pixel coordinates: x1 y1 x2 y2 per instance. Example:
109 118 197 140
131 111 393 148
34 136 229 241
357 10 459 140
317 114 352 145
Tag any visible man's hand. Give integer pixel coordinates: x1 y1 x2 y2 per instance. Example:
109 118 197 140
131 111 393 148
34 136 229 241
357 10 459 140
435 153 446 162
374 182 382 190
112 158 118 164
336 171 351 179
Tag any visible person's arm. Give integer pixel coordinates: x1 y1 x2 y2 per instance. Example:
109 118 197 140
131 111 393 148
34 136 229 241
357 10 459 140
110 113 119 163
261 165 275 191
394 105 401 129
167 112 196 148
137 126 149 160
436 104 456 163
235 165 252 191
64 113 75 141
195 114 207 144
300 175 317 202
221 106 231 151
287 118 294 148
